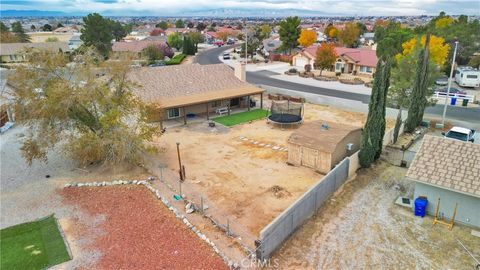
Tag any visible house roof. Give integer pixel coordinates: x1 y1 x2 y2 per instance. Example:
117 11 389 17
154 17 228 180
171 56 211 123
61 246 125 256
303 45 378 67
0 42 70 56
406 135 480 198
127 64 264 109
112 40 168 53
288 120 362 153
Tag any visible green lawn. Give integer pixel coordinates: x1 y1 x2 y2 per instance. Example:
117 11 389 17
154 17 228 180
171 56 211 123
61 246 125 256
1 215 71 270
213 109 270 127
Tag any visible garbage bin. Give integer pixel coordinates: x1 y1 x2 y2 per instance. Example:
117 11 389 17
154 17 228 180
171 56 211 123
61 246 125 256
450 97 457 105
414 197 428 217
462 98 469 107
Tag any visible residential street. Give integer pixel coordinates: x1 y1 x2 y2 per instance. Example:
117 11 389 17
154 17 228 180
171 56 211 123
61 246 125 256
195 46 480 127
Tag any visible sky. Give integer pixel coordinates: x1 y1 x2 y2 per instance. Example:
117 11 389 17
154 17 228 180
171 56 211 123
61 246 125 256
1 0 479 16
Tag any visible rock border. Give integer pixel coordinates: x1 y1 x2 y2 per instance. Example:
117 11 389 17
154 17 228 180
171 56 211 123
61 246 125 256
64 180 239 269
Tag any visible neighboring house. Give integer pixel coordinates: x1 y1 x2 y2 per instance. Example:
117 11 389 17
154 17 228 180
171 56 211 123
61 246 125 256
127 63 265 125
0 42 70 63
292 45 378 77
165 28 196 36
53 26 80 34
406 135 480 228
287 121 362 174
112 40 170 58
204 31 221 44
359 32 375 45
68 34 83 50
142 35 169 42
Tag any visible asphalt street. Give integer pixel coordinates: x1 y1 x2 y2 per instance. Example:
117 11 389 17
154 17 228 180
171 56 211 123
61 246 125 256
195 45 479 126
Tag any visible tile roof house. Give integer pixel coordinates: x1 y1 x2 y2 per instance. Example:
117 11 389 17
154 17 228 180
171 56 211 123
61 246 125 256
112 40 169 53
0 42 70 63
292 45 378 77
127 63 264 125
406 135 480 228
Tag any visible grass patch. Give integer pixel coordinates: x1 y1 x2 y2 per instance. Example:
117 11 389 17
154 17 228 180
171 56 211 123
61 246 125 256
213 109 270 127
166 53 186 65
1 215 71 270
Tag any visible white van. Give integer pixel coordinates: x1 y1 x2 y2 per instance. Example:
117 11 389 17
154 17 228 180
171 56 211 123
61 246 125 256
455 66 480 88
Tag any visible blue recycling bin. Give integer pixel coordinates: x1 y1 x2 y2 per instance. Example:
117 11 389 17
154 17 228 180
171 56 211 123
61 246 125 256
450 97 457 105
414 197 428 217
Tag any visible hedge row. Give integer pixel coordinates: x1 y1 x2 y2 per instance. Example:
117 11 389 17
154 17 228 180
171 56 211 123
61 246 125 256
166 54 186 65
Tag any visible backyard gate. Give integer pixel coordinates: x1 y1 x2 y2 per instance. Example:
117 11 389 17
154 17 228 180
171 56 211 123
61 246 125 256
256 158 349 260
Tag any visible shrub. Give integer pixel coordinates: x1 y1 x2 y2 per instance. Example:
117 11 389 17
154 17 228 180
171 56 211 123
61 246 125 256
304 64 312 73
335 72 341 76
166 53 186 65
289 68 298 73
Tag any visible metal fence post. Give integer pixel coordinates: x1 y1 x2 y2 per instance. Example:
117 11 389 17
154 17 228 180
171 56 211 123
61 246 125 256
179 180 182 197
227 218 230 236
200 196 204 215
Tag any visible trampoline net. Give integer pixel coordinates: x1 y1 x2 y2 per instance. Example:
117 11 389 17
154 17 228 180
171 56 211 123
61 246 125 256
270 100 303 116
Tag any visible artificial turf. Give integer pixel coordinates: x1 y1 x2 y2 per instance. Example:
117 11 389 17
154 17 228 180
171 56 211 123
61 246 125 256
213 109 270 126
0 215 71 270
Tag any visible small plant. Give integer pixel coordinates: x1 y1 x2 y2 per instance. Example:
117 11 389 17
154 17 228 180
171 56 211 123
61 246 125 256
304 64 312 73
232 55 237 60
166 54 186 65
289 68 298 73
335 72 341 76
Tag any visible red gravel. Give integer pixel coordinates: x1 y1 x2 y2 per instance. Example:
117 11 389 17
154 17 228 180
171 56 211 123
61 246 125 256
61 186 228 270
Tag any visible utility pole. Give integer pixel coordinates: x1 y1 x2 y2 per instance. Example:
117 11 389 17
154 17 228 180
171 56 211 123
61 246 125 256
244 17 247 64
441 41 458 127
176 142 184 181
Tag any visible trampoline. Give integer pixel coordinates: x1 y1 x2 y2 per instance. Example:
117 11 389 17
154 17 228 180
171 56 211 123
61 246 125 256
267 99 304 126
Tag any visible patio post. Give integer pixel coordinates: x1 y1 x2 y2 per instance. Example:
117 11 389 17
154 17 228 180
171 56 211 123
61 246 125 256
260 93 263 109
227 101 231 116
247 95 251 111
183 107 187 125
206 102 209 120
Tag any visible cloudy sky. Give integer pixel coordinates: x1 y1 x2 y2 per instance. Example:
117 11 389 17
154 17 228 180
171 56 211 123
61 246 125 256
1 0 479 16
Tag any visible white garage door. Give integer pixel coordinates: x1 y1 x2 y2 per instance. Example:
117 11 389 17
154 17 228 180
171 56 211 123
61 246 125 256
295 56 308 68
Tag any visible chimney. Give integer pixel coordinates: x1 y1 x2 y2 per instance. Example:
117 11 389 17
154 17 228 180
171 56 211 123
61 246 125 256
234 62 246 82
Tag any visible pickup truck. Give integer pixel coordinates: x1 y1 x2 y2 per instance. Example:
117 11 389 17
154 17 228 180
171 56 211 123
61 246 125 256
442 126 476 142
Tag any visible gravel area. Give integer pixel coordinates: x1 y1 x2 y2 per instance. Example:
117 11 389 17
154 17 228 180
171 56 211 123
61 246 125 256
60 185 228 270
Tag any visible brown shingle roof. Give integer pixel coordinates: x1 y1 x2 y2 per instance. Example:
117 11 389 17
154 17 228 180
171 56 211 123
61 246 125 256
406 135 480 198
288 121 362 153
112 40 168 53
128 64 264 108
0 42 70 56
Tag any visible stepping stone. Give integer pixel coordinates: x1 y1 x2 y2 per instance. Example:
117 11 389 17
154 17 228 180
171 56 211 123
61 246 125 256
253 141 258 144
265 144 271 147
272 146 280 150
241 138 248 141
239 136 246 139
259 143 265 146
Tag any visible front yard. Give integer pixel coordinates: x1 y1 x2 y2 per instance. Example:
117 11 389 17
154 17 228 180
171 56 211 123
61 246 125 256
0 215 70 269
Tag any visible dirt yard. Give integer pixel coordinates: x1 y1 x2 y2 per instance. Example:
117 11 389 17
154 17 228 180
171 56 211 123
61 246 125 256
28 32 74 43
272 162 480 269
150 103 382 243
60 186 228 269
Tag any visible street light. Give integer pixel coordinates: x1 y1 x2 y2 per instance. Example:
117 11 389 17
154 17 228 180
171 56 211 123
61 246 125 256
441 41 459 127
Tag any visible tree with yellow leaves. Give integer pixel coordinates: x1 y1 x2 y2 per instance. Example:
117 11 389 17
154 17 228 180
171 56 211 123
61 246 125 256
338 22 360 48
435 16 454 29
298 29 317 47
398 34 450 66
324 24 338 39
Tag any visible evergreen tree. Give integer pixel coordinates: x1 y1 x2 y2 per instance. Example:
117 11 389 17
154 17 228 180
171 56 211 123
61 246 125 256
80 13 114 57
359 58 392 167
11 21 31 42
278 16 301 54
405 34 431 132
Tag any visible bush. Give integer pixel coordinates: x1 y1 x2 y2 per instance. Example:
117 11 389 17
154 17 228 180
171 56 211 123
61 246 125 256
304 64 312 73
289 68 298 73
335 72 341 76
166 54 186 65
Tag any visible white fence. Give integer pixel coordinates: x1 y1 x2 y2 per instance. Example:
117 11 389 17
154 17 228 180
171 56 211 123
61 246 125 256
434 91 475 102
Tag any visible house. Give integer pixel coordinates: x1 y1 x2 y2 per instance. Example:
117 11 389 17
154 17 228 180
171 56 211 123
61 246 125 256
127 63 265 125
360 32 375 45
406 135 480 228
262 37 281 56
287 121 362 174
53 26 80 34
68 34 83 50
0 42 70 63
165 28 196 36
292 45 378 77
112 40 170 58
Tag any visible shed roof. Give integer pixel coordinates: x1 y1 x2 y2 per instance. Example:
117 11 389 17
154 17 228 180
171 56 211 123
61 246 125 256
0 42 70 56
406 135 480 198
127 64 264 109
288 121 362 153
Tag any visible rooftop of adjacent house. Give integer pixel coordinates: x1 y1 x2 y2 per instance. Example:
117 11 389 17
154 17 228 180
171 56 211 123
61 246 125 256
0 42 70 56
288 121 362 153
127 63 264 109
304 45 378 67
112 40 168 53
406 135 480 198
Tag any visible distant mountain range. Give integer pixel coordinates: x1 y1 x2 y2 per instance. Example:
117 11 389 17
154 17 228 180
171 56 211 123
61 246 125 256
1 8 337 18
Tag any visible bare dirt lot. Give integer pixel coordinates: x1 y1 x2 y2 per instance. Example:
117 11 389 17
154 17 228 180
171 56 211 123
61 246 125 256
60 185 228 270
272 162 480 269
150 103 386 244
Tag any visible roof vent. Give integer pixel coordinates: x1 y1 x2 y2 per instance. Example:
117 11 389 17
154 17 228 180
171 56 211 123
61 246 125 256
321 122 329 130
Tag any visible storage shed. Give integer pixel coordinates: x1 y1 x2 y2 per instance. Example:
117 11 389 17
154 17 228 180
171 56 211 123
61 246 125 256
287 121 362 174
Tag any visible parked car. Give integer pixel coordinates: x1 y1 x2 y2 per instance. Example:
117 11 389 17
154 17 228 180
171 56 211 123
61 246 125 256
223 52 230 60
435 87 467 96
226 39 235 45
442 126 476 142
435 76 449 86
213 41 224 47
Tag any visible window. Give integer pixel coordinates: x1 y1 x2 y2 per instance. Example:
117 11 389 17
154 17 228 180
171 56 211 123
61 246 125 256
167 108 180 119
366 67 373 73
467 75 478 79
212 100 221 107
359 66 367 72
335 62 342 71
359 66 373 73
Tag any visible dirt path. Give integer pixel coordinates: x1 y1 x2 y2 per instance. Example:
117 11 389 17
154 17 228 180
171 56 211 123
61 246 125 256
273 162 480 269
